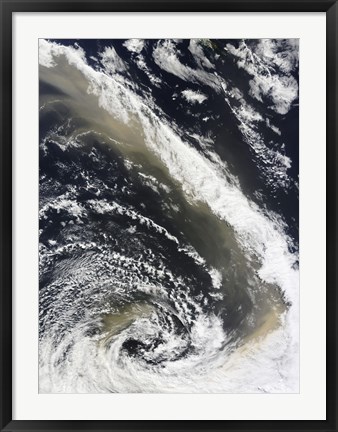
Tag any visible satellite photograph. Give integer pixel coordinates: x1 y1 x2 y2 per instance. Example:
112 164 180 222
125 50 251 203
38 38 299 393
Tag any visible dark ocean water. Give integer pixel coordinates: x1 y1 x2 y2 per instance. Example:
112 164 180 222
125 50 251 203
39 38 299 393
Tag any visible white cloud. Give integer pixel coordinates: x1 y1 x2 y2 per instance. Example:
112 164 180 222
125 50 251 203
266 118 281 135
99 46 126 74
209 267 222 289
188 39 215 70
181 89 208 104
226 39 299 115
249 73 298 115
39 39 57 68
135 55 162 86
123 39 145 54
237 102 263 123
39 39 86 69
254 39 299 74
221 83 291 190
153 40 219 90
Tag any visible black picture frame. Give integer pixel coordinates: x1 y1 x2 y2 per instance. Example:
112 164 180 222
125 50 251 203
1 1 337 431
